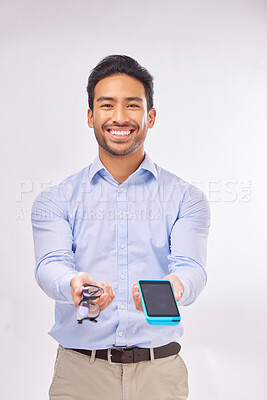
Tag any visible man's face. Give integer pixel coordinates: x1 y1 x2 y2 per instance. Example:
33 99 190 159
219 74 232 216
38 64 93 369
88 74 156 157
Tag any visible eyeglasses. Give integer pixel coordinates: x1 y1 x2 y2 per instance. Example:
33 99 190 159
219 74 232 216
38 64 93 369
77 284 104 324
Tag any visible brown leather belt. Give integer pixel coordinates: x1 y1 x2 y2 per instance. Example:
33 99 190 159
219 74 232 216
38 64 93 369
69 342 181 364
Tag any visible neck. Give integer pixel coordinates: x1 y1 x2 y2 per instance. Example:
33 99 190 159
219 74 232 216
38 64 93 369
98 146 145 184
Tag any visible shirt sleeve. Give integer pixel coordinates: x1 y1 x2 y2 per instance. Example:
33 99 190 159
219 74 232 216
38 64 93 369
167 184 211 306
31 185 78 303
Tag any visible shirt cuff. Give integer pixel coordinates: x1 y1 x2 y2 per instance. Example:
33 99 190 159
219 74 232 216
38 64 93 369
58 272 78 303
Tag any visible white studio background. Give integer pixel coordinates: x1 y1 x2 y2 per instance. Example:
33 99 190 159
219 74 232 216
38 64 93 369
1 0 266 399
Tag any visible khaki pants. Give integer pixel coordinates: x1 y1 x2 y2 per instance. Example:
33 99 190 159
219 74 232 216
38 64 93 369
49 345 189 400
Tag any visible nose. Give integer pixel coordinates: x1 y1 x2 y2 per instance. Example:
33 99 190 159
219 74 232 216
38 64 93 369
111 105 129 124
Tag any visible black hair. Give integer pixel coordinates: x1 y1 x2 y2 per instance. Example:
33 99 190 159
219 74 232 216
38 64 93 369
86 54 154 113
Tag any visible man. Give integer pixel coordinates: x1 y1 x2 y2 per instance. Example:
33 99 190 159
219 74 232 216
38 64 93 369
31 54 210 400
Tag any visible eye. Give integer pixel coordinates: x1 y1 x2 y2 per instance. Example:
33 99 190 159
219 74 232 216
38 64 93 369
128 104 139 108
101 104 113 108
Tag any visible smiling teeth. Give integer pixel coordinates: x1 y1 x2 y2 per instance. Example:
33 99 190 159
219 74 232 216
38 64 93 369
109 130 132 136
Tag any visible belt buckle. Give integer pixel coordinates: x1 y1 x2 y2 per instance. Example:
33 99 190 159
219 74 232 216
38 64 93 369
107 346 129 364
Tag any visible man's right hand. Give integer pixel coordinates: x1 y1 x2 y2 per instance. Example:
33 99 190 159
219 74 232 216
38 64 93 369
70 272 115 310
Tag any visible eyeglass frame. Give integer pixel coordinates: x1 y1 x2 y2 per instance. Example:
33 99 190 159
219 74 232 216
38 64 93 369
77 284 104 324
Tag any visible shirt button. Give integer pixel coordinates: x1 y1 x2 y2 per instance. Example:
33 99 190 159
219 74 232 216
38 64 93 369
120 187 124 192
120 243 125 249
120 304 125 310
120 274 125 279
119 214 124 219
118 331 123 337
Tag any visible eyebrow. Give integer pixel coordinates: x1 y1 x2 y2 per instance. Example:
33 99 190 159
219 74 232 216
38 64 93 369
96 96 144 103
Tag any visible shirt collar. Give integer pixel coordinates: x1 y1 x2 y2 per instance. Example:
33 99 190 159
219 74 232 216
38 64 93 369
88 155 106 182
88 151 158 183
136 151 158 180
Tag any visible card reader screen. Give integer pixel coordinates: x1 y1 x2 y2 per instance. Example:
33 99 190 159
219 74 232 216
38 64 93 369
139 281 180 317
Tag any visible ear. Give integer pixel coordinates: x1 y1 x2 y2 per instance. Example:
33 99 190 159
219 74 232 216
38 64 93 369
87 109 94 128
148 108 156 129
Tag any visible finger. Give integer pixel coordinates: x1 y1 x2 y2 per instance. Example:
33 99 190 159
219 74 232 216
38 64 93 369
97 293 111 311
176 287 184 302
132 283 143 311
102 282 115 301
96 287 114 308
96 292 108 305
133 291 143 312
172 278 184 300
75 285 83 296
171 282 183 302
79 273 97 287
74 285 83 299
102 282 111 295
106 287 115 305
72 290 83 307
108 286 115 300
110 286 115 299
132 282 139 294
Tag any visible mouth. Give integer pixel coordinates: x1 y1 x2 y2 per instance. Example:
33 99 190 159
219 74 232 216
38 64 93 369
106 127 136 139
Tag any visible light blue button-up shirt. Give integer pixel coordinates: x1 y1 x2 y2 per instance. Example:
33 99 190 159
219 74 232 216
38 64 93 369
31 152 210 350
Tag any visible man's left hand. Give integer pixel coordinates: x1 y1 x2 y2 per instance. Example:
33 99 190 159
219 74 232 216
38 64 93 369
132 275 184 312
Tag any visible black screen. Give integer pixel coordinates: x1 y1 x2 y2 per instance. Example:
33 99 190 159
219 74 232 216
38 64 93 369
139 281 180 317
